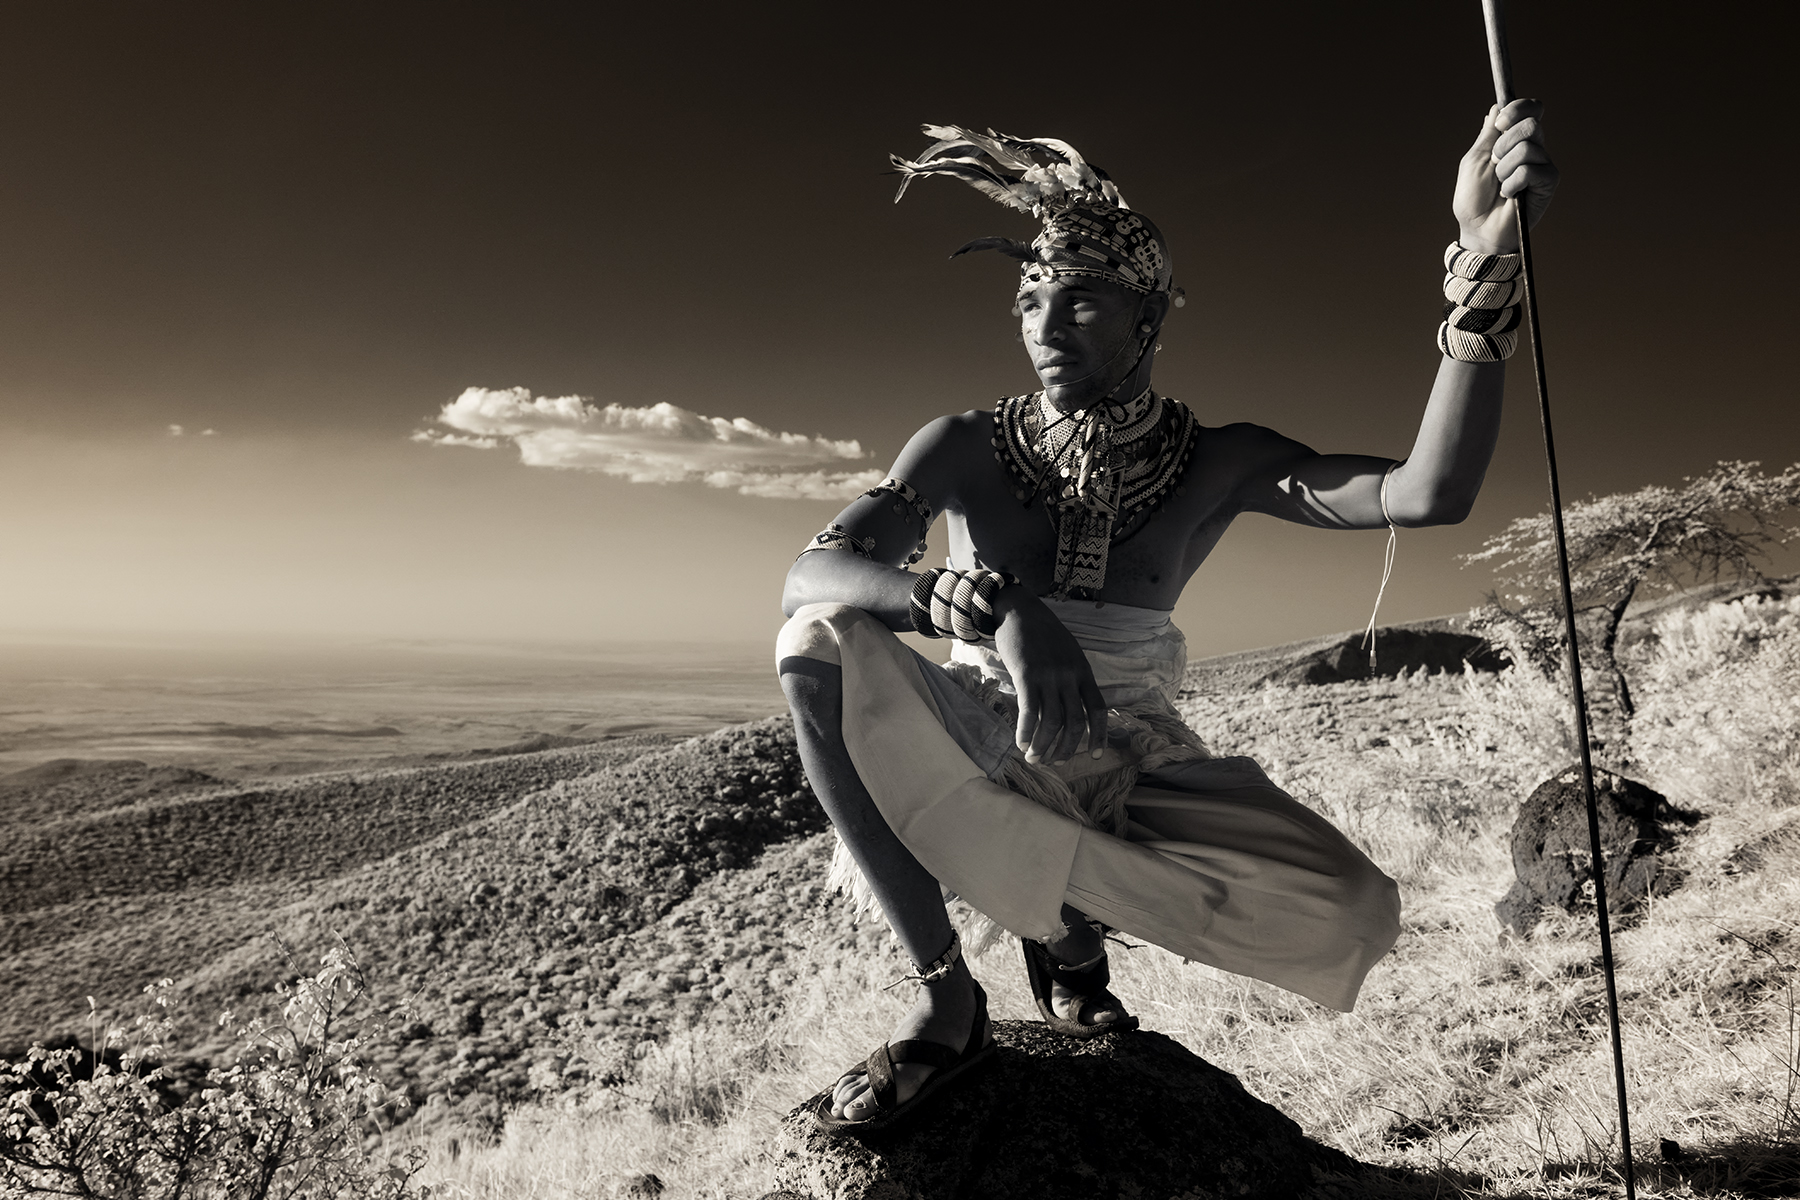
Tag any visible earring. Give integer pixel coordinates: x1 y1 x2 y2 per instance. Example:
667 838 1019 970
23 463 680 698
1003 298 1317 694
1139 323 1153 332
1155 343 1163 352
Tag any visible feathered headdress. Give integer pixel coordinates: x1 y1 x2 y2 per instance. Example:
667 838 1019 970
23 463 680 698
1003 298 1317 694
890 125 1128 215
890 124 1177 299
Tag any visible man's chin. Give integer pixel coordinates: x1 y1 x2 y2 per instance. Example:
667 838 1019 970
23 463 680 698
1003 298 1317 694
1041 378 1113 412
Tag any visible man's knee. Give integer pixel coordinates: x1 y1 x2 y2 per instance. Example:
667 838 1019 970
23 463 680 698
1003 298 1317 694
775 602 881 668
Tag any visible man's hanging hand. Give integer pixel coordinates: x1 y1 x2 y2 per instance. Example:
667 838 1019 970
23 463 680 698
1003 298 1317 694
991 592 1108 767
1454 99 1558 255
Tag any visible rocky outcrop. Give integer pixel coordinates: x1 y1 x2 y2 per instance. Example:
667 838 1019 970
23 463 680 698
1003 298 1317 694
768 1019 1364 1200
1496 766 1703 935
1263 628 1507 687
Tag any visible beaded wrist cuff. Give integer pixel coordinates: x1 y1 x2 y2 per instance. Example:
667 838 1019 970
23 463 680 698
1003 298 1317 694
1438 323 1519 362
1444 303 1522 335
1438 242 1523 362
909 567 1016 642
1442 273 1524 310
909 570 943 638
1443 243 1522 282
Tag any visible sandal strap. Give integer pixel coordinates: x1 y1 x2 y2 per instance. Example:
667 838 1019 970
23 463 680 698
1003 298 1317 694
887 1039 962 1070
864 1045 898 1112
1049 950 1110 991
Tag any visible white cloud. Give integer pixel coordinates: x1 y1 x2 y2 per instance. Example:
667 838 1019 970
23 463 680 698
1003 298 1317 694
416 387 883 500
168 424 184 436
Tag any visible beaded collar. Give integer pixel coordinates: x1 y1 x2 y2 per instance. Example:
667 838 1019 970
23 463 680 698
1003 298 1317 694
990 389 1199 599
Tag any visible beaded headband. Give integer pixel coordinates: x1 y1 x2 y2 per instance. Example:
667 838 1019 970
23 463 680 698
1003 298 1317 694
890 125 1182 302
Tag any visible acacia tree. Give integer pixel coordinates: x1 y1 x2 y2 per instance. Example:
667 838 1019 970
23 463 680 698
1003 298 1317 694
1464 460 1800 720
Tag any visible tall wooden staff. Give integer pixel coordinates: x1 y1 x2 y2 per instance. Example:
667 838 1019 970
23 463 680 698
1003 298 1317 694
1479 3 1638 1195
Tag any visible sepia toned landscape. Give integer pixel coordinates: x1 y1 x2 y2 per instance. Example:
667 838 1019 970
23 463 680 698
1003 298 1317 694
3 5 1794 1197
5 574 1798 1198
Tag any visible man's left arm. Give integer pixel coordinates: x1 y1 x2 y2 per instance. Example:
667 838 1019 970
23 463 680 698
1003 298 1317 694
1237 99 1557 531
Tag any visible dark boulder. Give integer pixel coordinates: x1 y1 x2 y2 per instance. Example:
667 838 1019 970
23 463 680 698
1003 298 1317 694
1496 766 1702 935
1265 628 1507 687
769 1019 1364 1200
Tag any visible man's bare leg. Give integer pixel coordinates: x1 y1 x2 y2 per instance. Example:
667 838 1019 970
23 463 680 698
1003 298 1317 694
779 657 978 1119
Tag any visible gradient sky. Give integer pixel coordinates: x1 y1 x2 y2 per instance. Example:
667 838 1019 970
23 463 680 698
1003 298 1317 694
2 3 1793 657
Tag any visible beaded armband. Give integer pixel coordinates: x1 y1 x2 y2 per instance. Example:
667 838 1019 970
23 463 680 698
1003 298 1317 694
796 522 875 560
864 476 935 566
1437 242 1523 363
908 568 1017 642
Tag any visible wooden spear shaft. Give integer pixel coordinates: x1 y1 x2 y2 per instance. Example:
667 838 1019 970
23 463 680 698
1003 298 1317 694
1480 3 1638 1195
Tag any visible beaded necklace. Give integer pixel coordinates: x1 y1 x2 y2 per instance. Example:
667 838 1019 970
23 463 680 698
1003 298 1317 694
991 388 1199 599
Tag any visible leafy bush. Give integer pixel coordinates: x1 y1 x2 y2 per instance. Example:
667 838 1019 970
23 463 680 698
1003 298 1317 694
1632 595 1800 810
0 943 427 1200
1462 459 1800 720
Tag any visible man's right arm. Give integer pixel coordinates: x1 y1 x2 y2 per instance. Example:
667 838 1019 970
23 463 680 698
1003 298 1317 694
781 413 972 630
781 410 1108 766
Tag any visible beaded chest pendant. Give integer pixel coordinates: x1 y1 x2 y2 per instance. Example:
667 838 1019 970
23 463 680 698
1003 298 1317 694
993 388 1199 599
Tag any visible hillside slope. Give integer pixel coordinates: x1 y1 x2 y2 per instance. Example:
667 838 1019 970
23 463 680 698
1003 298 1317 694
0 716 880 1129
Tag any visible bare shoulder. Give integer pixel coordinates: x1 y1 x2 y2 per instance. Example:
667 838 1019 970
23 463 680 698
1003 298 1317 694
1206 420 1313 459
1193 420 1318 496
888 407 1000 504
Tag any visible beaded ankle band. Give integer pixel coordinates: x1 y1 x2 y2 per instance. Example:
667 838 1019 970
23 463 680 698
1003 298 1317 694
883 928 964 990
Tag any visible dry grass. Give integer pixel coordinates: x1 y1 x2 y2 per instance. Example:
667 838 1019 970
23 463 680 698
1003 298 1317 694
408 599 1800 1199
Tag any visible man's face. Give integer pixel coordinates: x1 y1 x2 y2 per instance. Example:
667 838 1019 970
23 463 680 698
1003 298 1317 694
1017 275 1146 411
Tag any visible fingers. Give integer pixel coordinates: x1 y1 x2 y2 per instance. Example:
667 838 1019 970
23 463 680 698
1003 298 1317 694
1462 104 1502 164
1018 680 1098 764
1497 155 1557 199
1495 98 1545 132
1024 692 1061 764
1053 688 1089 763
1083 681 1108 761
1016 690 1044 761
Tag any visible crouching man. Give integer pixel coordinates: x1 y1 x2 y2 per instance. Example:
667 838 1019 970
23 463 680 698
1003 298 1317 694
777 110 1556 1131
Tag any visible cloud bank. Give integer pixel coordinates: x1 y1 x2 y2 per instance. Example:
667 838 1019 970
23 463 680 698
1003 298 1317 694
414 387 883 500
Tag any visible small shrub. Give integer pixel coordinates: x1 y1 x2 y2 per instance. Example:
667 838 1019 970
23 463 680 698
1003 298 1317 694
1633 595 1800 810
0 941 428 1200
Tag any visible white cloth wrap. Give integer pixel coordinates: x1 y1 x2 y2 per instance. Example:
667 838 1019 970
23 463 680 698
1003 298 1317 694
776 600 1401 1011
952 596 1191 713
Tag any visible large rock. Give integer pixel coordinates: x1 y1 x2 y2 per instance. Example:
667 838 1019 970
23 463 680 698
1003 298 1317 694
1264 628 1507 687
1495 766 1702 935
768 1019 1363 1200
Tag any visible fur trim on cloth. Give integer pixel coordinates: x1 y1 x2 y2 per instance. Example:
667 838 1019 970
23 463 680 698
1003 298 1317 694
828 657 1212 959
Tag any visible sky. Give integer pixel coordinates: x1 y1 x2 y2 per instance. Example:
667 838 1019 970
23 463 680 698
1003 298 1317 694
2 2 1794 658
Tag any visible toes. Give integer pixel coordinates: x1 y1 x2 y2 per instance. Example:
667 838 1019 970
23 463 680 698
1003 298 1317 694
832 1073 869 1115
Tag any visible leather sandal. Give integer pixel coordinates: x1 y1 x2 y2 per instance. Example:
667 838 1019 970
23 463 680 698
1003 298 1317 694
1021 936 1140 1038
816 932 995 1134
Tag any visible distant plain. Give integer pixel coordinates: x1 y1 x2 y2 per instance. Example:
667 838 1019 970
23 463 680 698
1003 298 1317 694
0 634 789 775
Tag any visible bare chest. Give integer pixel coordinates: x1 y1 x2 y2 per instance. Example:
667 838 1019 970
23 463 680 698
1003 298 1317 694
944 416 1241 609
